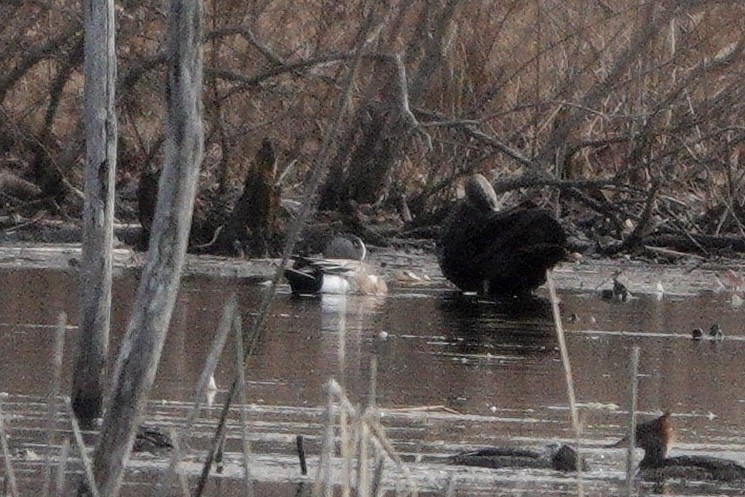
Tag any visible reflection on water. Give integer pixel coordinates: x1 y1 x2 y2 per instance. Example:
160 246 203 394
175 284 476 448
2 267 745 496
438 293 557 358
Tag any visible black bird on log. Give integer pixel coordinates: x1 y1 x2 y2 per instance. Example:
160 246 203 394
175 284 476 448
438 174 567 298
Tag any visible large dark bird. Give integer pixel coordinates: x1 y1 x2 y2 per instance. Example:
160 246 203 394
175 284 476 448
450 443 586 472
438 174 567 298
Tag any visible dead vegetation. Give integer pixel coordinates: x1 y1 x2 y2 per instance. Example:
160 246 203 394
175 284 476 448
1 1 745 258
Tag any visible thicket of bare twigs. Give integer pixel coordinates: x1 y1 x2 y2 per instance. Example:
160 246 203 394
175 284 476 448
1 0 745 257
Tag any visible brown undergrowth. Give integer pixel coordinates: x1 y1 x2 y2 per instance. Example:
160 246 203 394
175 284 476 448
1 1 745 257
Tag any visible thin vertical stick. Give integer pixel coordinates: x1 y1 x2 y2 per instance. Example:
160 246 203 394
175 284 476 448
44 313 67 497
364 356 383 496
336 293 351 497
158 296 236 496
215 430 225 474
337 294 348 382
339 397 351 494
0 396 19 497
546 270 584 496
368 357 378 410
53 439 70 497
168 428 190 497
360 357 379 497
370 451 385 497
296 435 308 476
234 314 255 497
356 419 370 497
444 475 458 497
625 347 640 496
314 381 336 497
64 397 101 497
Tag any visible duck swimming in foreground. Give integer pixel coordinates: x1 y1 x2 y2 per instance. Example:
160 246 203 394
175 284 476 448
624 412 745 482
438 174 567 298
450 443 586 472
284 235 387 296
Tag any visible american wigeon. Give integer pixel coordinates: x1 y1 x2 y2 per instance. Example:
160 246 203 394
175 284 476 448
438 174 567 298
284 235 388 296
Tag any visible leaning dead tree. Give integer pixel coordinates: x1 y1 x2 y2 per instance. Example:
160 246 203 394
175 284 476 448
73 0 117 426
87 0 204 495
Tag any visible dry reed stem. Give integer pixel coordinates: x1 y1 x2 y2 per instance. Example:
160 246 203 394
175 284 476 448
365 420 412 483
355 367 388 497
43 312 66 497
168 427 190 497
215 419 226 475
160 295 236 496
444 475 457 497
370 452 385 497
546 270 584 496
356 420 371 497
367 357 377 409
314 380 337 497
335 292 352 497
625 347 640 496
233 314 255 496
313 379 417 497
340 399 352 496
63 397 101 497
53 438 69 497
0 396 19 497
384 406 460 414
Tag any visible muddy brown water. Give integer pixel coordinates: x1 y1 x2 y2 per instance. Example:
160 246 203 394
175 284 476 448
1 245 745 496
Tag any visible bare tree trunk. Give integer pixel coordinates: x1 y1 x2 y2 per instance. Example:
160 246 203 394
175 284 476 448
87 0 203 494
73 0 117 425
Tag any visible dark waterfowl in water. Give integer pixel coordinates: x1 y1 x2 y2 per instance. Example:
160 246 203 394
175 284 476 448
600 271 629 301
623 412 745 482
450 443 586 472
438 174 567 298
284 235 387 296
709 323 724 340
691 325 723 342
133 426 173 453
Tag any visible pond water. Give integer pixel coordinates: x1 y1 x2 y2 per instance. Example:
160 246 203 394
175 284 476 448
1 252 745 496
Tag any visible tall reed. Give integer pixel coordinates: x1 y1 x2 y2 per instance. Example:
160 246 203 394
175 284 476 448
546 270 584 496
625 347 640 496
